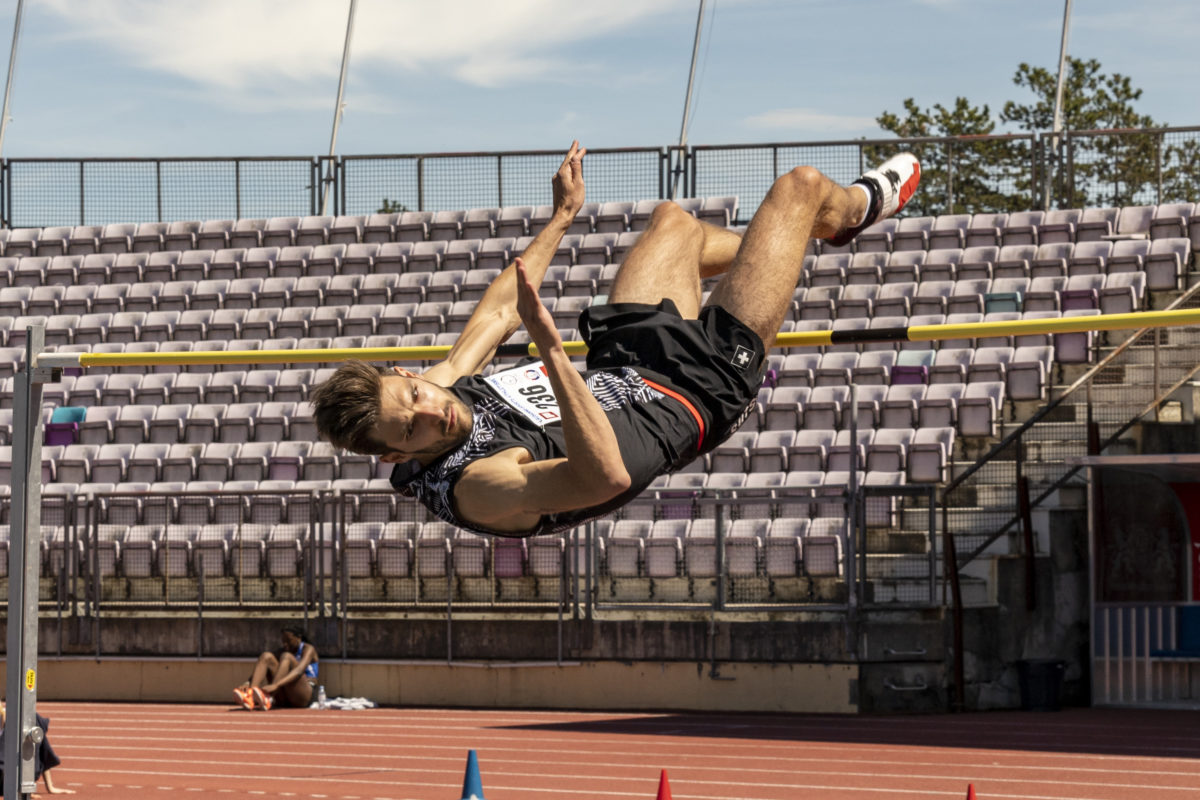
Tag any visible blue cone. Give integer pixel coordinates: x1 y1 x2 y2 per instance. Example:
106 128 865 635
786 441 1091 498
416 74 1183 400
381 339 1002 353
460 749 486 800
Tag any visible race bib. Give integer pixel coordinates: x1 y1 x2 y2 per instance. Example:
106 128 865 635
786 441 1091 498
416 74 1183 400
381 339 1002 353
483 362 561 427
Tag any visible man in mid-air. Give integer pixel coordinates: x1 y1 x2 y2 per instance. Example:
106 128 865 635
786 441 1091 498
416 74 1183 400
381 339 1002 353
311 141 919 537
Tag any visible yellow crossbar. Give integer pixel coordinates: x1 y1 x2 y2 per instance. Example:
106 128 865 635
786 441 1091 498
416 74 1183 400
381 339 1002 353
31 308 1200 369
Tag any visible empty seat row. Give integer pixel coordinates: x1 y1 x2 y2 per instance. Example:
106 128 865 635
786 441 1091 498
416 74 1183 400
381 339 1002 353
791 273 1147 319
0 295 598 346
782 311 1089 360
26 400 320 447
0 263 620 319
0 199 736 260
10 440 372 486
805 239 1187 290
749 382 999 437
22 479 384 529
0 512 843 584
818 204 1197 254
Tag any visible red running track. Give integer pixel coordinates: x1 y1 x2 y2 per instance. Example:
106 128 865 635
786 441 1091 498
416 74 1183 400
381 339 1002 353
25 702 1200 800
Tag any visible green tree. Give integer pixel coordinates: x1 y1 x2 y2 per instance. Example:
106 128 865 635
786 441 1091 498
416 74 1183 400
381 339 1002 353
377 198 407 214
1162 138 1200 205
871 97 1032 215
1001 57 1161 208
873 57 1181 214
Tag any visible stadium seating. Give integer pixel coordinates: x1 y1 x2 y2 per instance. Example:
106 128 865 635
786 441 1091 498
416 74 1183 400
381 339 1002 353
0 194 1189 593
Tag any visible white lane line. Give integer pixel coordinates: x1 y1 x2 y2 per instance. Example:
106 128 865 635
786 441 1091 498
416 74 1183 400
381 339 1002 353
50 741 1200 781
51 730 1200 770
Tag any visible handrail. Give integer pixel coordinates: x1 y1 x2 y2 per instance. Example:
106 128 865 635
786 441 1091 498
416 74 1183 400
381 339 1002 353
958 354 1200 567
944 279 1200 568
942 280 1200 499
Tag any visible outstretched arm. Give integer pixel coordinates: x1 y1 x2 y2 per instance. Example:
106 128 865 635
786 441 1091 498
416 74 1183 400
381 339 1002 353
453 259 630 533
424 141 587 386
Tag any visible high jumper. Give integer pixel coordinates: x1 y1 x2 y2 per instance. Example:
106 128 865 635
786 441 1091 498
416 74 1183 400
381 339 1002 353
310 141 920 537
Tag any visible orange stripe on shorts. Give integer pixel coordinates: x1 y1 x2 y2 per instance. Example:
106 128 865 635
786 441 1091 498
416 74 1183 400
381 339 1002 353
641 377 705 453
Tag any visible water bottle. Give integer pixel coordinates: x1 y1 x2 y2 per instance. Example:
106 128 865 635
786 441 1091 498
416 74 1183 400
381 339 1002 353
317 685 327 710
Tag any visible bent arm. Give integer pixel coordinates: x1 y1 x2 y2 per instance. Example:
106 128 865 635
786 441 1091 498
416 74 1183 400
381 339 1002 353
426 142 586 386
267 644 317 692
454 261 630 532
426 215 573 382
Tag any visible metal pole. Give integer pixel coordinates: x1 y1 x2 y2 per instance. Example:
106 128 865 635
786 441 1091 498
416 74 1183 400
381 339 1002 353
670 0 706 199
1046 0 1073 209
6 323 47 800
0 0 25 159
715 499 726 610
320 0 357 216
847 384 858 618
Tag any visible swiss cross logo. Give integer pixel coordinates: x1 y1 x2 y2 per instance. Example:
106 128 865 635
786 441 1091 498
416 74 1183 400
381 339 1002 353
731 345 754 370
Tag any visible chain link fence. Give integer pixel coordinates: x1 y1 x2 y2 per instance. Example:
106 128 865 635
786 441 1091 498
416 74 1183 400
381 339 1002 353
3 157 320 229
1061 127 1200 209
2 128 1197 228
338 147 665 216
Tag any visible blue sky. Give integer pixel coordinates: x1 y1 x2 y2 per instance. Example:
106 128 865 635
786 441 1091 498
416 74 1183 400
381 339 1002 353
2 0 1197 158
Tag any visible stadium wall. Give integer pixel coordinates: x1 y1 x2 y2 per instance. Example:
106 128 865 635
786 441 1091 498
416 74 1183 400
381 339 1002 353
961 508 1091 710
0 612 950 712
3 658 858 714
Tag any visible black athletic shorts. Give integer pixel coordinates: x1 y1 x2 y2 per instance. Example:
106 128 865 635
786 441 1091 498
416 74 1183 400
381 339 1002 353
579 298 767 455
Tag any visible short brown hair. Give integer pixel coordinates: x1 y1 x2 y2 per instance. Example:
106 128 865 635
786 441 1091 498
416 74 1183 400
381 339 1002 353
310 360 389 455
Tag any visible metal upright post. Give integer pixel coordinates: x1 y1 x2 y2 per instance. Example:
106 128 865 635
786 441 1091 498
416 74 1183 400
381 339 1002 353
847 384 859 614
6 323 52 800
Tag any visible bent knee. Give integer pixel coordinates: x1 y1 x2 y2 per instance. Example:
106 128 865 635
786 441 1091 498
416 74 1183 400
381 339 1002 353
769 165 829 204
257 651 276 662
646 200 699 232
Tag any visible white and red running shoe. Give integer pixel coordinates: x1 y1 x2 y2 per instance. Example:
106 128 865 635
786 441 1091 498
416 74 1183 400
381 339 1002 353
829 151 921 247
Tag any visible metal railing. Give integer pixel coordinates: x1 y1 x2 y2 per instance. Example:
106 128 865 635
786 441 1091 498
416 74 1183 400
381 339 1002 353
935 283 1200 710
0 482 935 627
1093 603 1200 706
2 127 1198 229
941 281 1200 569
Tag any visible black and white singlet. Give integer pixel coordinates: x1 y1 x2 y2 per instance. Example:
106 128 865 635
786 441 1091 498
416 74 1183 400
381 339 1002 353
391 362 699 537
391 298 767 538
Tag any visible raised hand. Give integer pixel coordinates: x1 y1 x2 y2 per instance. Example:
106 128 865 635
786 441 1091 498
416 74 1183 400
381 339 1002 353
551 140 587 218
514 257 562 352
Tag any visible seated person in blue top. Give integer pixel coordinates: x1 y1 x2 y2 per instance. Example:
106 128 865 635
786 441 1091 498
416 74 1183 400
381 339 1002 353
311 141 920 538
233 626 319 711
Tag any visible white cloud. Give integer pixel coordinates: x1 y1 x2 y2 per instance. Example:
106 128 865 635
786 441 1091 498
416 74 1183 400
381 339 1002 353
35 0 688 96
744 108 877 132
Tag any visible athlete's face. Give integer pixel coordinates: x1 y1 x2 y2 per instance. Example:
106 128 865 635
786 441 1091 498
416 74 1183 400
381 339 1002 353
376 368 473 464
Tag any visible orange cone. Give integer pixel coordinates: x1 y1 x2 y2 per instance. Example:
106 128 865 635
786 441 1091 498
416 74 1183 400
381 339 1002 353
966 784 976 800
656 769 672 800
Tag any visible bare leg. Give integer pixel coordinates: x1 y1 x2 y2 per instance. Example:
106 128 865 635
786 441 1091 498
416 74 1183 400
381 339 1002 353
268 652 314 707
705 166 867 348
608 202 743 318
270 652 298 686
248 651 278 687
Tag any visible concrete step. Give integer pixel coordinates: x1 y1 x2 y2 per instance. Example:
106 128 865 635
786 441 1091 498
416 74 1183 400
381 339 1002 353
865 553 936 579
862 576 989 607
864 529 931 554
